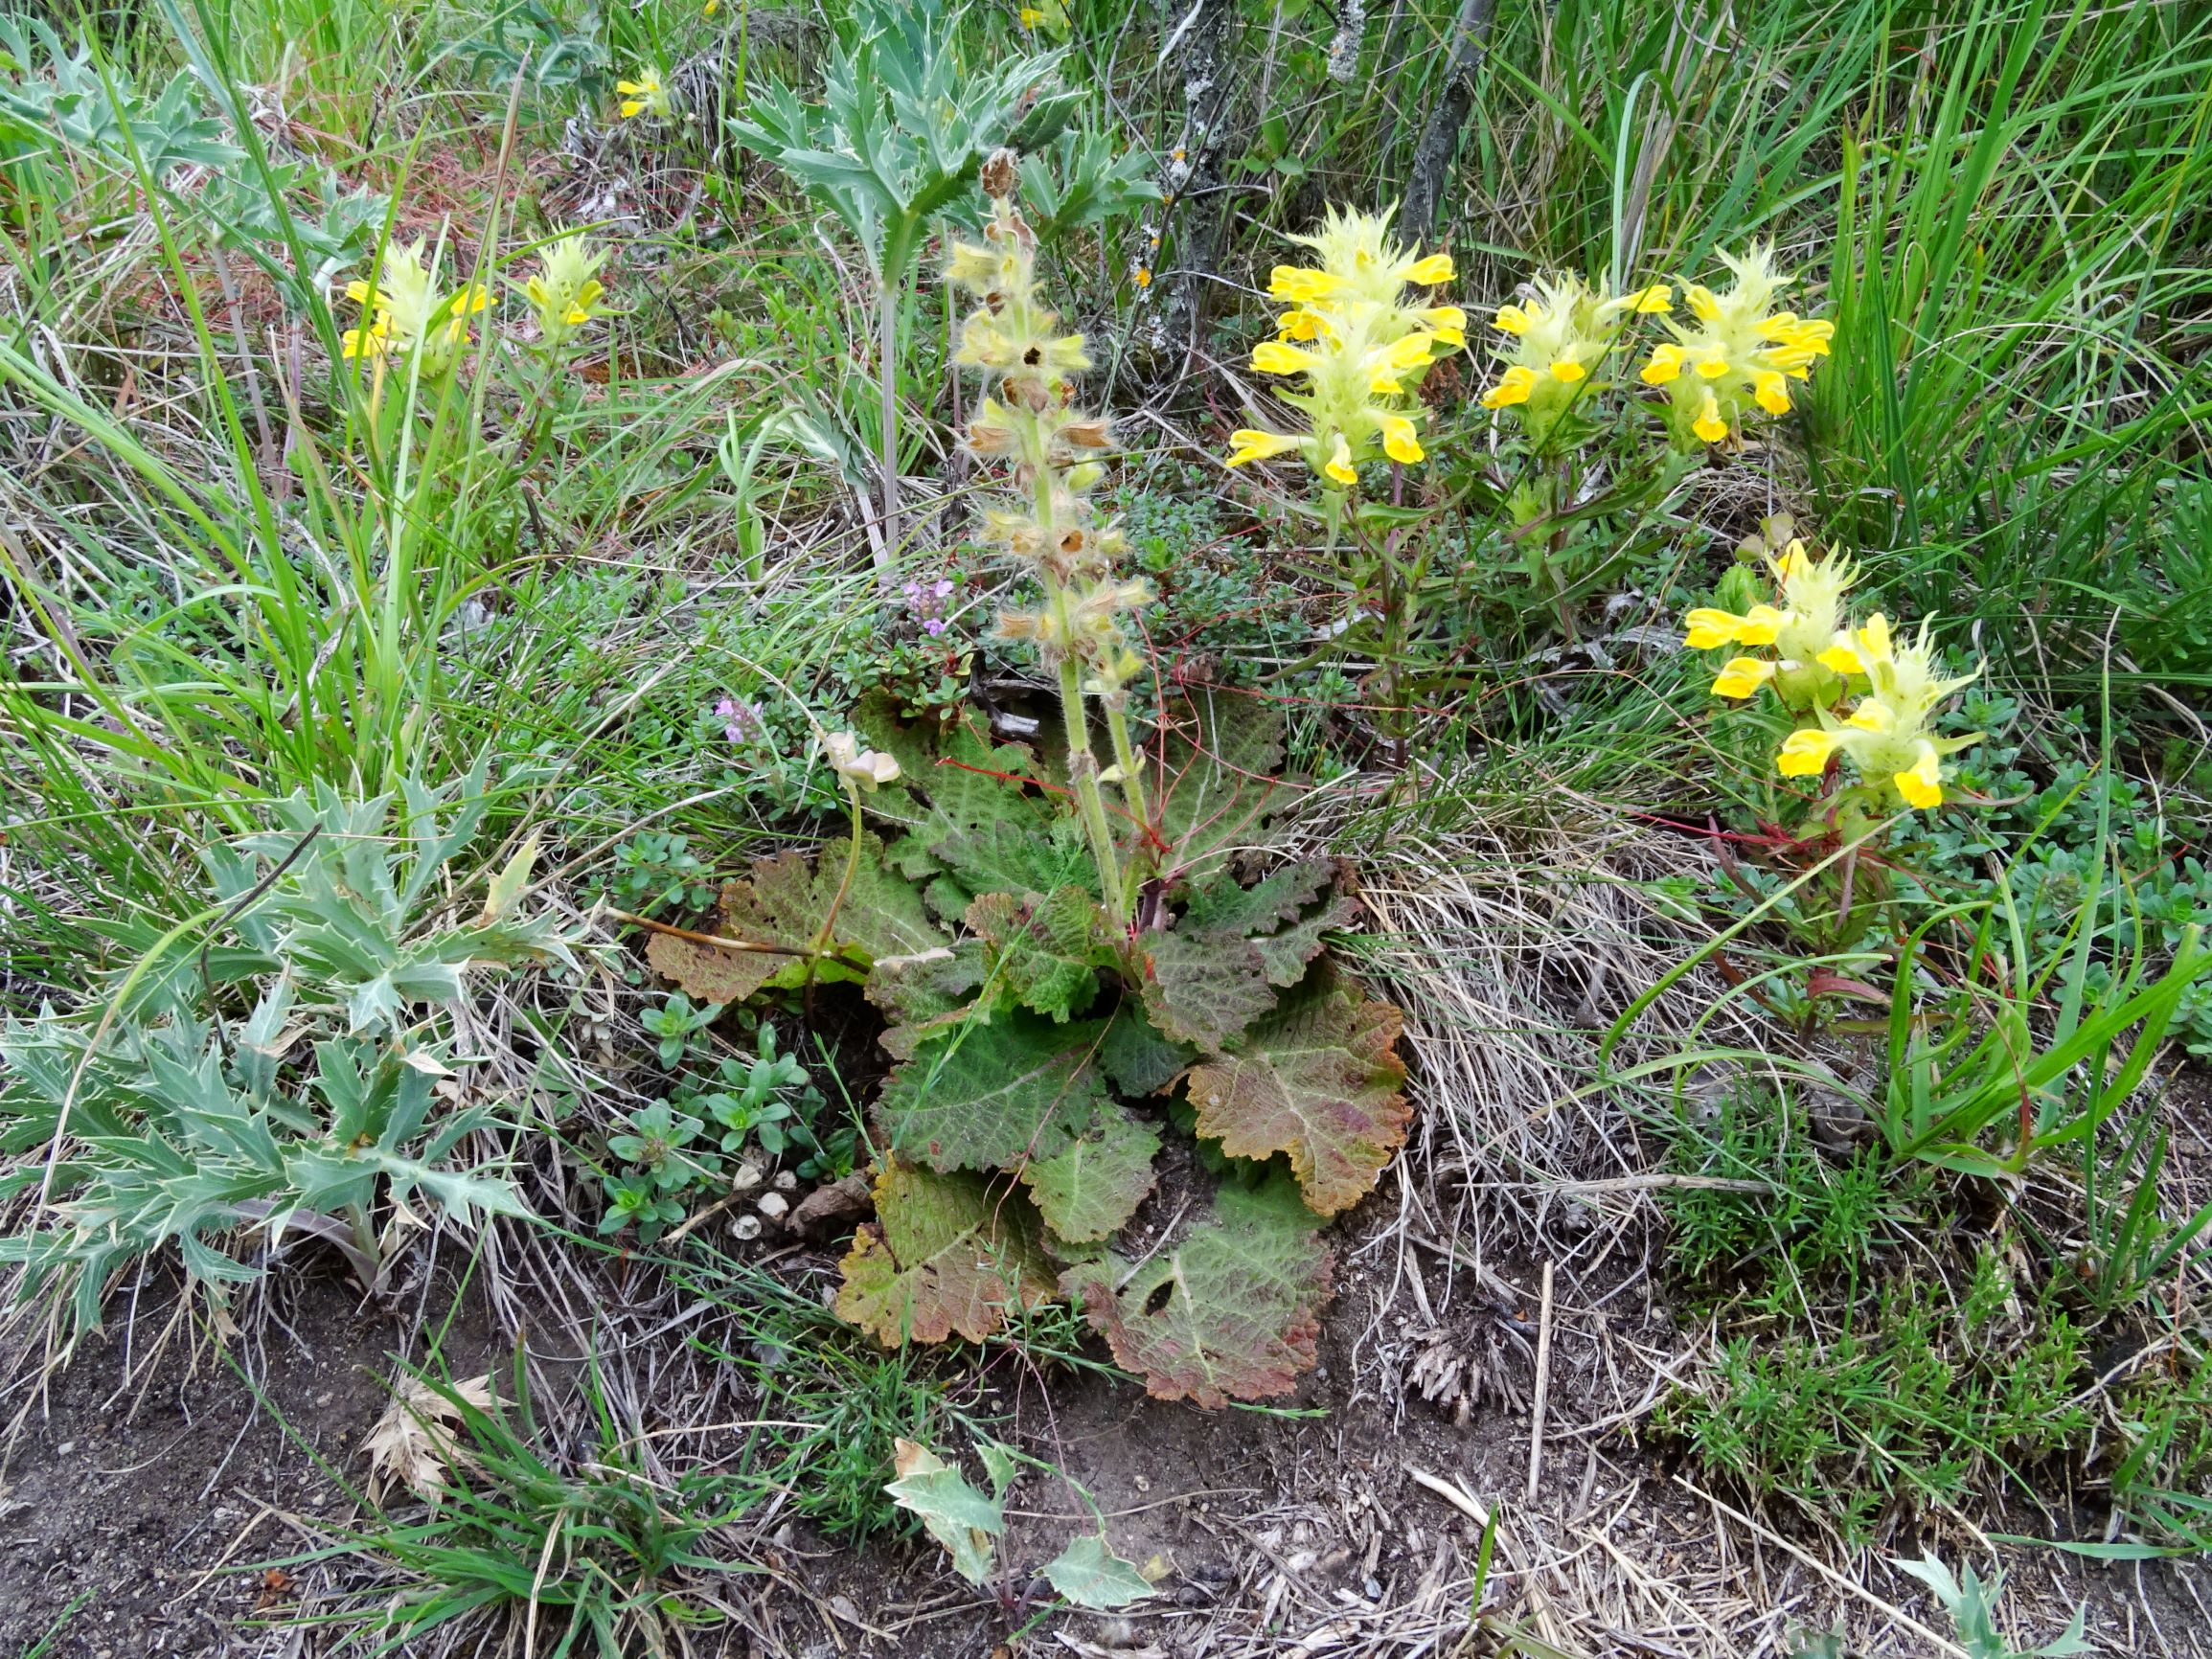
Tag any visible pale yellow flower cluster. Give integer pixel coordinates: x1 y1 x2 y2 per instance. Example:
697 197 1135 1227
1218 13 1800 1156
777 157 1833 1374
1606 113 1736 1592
1476 274 1672 443
1685 538 1980 812
1640 244 1833 447
1223 206 1464 489
340 241 489 375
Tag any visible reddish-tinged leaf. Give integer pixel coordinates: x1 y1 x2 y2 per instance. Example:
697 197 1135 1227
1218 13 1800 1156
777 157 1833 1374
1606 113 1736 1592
1061 1178 1331 1406
836 1159 1056 1346
874 1011 1111 1171
1140 927 1275 1050
1183 974 1409 1216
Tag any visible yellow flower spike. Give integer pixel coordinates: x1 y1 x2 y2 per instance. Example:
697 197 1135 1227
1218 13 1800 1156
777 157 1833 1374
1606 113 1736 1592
1692 388 1729 444
1384 331 1438 370
1641 343 1684 384
1380 414 1423 464
1405 253 1454 284
1251 340 1315 375
1753 370 1790 415
1683 608 1743 650
1225 428 1305 467
1481 364 1537 408
1711 656 1776 699
1777 728 1841 778
1323 433 1357 487
616 73 669 119
1494 304 1532 335
1846 697 1896 732
1895 741 1945 809
1735 603 1789 646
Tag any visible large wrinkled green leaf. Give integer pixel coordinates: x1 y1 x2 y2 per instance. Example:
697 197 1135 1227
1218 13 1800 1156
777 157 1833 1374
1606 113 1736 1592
1140 926 1277 1050
1021 1105 1160 1244
968 885 1123 1023
1183 974 1409 1217
1062 1177 1331 1407
1149 689 1300 882
1139 860 1356 1050
836 1160 1057 1345
874 1012 1112 1171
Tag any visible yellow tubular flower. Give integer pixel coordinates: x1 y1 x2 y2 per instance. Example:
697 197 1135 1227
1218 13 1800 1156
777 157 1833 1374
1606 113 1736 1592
617 74 670 119
1641 343 1684 384
1683 608 1742 650
1895 742 1944 808
1482 365 1537 408
1253 340 1316 375
1380 414 1423 464
1226 428 1305 467
1777 728 1840 777
1324 434 1357 486
1693 388 1728 444
1712 656 1776 699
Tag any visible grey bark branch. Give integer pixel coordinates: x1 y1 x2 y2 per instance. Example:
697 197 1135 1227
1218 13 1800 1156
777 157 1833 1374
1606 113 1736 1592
1400 0 1498 242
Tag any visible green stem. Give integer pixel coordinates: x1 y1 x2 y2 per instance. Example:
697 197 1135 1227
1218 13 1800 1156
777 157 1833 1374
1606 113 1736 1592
1106 700 1152 862
874 269 900 587
810 784 867 967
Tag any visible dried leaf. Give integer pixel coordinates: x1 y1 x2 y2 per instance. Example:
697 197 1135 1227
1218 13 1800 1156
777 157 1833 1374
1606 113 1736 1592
887 1439 1003 1585
1062 1177 1330 1407
363 1374 494 1504
874 1011 1111 1171
644 914 784 1006
836 1159 1057 1345
478 832 538 925
1183 973 1409 1216
1021 1105 1160 1243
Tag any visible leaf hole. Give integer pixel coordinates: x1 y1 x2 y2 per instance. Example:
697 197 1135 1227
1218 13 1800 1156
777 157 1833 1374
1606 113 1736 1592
1142 1280 1175 1316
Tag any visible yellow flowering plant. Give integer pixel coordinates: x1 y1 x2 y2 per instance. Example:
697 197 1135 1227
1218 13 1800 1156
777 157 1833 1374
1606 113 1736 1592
1638 243 1834 450
950 161 1151 919
616 71 671 121
339 239 491 390
1686 524 1983 820
1476 273 1672 448
522 233 611 350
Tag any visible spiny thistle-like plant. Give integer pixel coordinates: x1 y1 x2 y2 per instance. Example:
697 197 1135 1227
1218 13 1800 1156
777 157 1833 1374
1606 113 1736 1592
951 160 1149 919
340 239 490 376
1686 529 1982 816
1639 243 1834 448
1222 205 1464 491
1476 273 1673 444
523 233 611 350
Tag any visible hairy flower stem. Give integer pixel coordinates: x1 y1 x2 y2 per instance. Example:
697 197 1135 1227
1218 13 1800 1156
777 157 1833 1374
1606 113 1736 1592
1032 460 1128 921
874 274 901 585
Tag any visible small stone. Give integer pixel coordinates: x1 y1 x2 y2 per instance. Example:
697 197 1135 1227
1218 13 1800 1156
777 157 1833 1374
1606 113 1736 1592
731 1215 764 1241
772 1170 798 1192
55 1441 75 1456
756 1192 790 1221
732 1161 764 1192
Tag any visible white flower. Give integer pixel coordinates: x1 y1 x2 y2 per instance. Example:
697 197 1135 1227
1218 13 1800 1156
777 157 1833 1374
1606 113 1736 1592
823 731 901 791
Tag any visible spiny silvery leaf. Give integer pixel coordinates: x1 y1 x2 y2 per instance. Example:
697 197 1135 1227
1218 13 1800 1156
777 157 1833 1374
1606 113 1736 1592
1017 126 1164 241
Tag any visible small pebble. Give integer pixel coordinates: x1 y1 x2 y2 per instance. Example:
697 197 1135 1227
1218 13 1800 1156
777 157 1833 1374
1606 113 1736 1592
731 1161 764 1192
730 1215 764 1240
756 1192 790 1221
55 1442 74 1456
772 1170 798 1192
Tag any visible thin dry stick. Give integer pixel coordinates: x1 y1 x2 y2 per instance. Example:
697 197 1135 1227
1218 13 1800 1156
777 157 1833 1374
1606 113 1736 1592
1526 1259 1555 1503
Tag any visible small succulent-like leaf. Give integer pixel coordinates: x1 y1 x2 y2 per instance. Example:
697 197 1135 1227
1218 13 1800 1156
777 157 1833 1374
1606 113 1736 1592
1140 927 1276 1050
1182 973 1409 1217
836 1160 1057 1346
887 1438 1003 1585
968 885 1121 1023
1042 1533 1155 1608
1021 1105 1160 1243
1061 1176 1331 1407
874 1011 1111 1171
